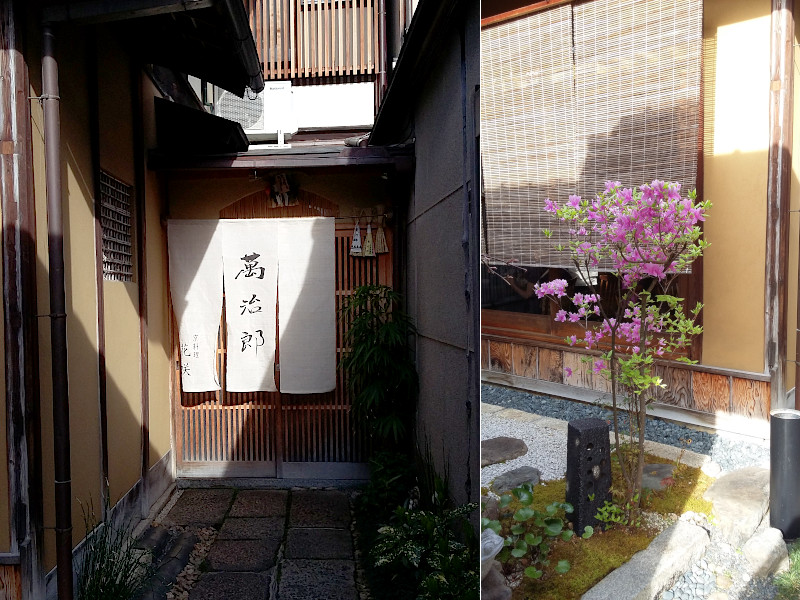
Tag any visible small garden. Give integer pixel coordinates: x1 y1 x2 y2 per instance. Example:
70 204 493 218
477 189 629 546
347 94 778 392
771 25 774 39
482 447 714 599
340 284 479 600
482 180 712 598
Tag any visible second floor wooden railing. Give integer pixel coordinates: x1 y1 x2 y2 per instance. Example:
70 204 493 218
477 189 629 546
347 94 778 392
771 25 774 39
247 0 381 80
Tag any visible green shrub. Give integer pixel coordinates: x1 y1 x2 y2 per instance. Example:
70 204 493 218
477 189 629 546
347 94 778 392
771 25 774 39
372 503 479 600
76 500 155 600
339 285 417 449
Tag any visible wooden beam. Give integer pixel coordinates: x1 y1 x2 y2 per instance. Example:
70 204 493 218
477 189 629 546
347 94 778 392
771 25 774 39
766 0 794 410
480 0 571 28
1 2 46 597
43 0 214 24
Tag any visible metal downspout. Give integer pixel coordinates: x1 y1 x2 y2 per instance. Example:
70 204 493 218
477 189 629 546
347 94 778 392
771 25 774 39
42 24 74 600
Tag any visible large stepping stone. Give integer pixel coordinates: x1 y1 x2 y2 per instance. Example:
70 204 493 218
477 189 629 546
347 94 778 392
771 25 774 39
490 466 540 494
742 527 790 577
161 489 234 527
230 489 288 517
481 437 528 467
642 464 676 491
279 559 357 600
189 572 270 600
206 538 281 571
285 527 352 559
290 490 350 528
703 467 769 546
582 521 710 600
217 516 285 541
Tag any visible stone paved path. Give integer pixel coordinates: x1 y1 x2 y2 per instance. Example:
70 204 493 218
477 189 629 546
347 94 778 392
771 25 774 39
160 487 359 600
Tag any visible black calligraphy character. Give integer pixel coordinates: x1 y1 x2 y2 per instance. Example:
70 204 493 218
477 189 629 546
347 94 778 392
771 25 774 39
181 342 190 357
240 330 266 354
235 252 266 280
192 334 200 358
181 363 191 377
240 293 263 315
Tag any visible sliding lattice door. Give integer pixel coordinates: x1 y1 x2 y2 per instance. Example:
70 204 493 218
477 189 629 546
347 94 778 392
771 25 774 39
172 190 392 478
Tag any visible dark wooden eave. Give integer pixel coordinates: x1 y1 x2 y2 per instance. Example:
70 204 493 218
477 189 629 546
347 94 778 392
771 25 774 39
148 144 414 172
41 0 264 95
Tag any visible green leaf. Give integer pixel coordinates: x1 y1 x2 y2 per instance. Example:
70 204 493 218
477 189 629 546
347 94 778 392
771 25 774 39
499 494 512 508
524 567 543 579
561 530 574 541
524 533 542 546
543 518 563 536
545 503 558 515
555 560 571 574
514 488 533 506
511 524 525 535
513 507 535 522
510 547 527 558
481 519 501 534
582 526 594 539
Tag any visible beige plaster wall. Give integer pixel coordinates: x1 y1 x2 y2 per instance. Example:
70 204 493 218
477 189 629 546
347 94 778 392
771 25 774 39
701 0 770 373
97 30 144 504
142 75 173 465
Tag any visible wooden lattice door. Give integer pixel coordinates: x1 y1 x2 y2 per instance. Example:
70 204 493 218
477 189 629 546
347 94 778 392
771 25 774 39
171 190 392 478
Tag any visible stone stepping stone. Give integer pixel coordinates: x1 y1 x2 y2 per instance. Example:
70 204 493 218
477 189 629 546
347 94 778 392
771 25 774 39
290 490 350 528
279 559 357 600
285 527 352 559
490 466 540 494
642 463 676 491
229 489 288 517
703 467 769 546
205 538 281 571
481 437 528 467
161 489 234 528
217 516 285 541
189 572 270 600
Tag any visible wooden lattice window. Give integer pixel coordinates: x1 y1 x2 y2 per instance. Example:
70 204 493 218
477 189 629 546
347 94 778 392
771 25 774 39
100 171 133 282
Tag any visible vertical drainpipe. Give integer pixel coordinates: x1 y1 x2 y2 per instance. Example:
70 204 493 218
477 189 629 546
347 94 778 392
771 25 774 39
42 24 74 600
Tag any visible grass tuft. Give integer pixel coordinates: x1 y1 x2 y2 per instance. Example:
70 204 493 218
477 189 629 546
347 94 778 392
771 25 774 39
775 540 800 600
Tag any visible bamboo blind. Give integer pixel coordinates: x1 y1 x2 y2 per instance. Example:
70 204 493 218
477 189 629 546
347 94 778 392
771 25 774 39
481 0 702 268
247 0 379 80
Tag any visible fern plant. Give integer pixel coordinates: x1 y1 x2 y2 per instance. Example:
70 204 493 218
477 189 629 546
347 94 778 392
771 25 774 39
340 284 418 448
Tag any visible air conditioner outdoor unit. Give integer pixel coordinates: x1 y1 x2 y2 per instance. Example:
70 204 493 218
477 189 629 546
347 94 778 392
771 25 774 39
214 81 297 145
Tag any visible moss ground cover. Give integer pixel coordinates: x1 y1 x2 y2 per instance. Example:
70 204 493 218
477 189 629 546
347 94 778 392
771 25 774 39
496 451 712 599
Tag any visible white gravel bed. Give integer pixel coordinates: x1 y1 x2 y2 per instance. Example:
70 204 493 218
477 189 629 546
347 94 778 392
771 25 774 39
481 411 568 486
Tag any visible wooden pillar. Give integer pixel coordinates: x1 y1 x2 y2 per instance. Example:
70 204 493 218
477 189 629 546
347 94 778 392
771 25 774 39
766 0 794 410
0 2 45 598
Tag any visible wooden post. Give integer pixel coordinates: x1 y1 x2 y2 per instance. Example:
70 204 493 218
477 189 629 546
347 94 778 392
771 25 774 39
1 2 45 598
766 0 794 410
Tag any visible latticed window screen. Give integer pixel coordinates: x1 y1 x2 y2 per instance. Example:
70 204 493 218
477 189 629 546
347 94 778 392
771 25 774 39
481 0 702 268
100 171 133 282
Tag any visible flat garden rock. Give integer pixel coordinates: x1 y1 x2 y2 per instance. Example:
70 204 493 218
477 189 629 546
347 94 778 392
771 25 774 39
189 572 269 600
642 464 676 491
481 495 499 521
490 466 540 494
582 520 710 600
742 527 790 577
278 559 357 600
481 437 528 467
703 467 769 546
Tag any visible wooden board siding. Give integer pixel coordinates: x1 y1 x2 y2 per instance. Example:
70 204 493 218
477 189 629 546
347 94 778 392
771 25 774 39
732 378 770 420
512 344 536 378
489 340 511 373
482 338 771 422
653 366 692 409
0 565 20 600
172 191 391 476
692 372 730 413
538 348 563 383
248 0 379 80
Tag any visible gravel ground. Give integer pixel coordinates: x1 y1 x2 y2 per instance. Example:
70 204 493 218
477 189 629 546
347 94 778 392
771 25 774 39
481 383 783 600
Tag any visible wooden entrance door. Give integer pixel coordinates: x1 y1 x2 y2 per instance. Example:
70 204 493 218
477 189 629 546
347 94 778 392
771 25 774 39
171 190 392 478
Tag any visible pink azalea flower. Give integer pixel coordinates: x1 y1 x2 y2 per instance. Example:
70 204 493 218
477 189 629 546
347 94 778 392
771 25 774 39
564 366 573 377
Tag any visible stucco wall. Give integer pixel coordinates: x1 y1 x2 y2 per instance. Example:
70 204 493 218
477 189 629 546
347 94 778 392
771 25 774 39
97 29 145 505
143 75 173 466
405 0 479 506
701 0 770 373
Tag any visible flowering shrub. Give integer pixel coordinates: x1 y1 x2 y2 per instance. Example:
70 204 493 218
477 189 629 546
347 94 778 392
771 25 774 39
536 180 710 506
